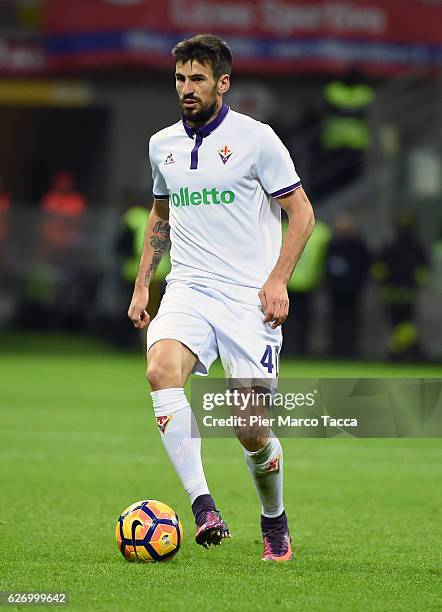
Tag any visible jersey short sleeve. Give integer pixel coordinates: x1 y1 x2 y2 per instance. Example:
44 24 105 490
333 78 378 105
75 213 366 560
255 124 301 198
149 137 169 199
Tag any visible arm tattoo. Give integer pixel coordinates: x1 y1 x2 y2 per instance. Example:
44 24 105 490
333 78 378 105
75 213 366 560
144 220 170 287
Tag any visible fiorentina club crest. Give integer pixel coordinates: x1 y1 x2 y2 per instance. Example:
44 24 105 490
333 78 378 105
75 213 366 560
265 455 280 472
156 415 172 434
218 144 233 164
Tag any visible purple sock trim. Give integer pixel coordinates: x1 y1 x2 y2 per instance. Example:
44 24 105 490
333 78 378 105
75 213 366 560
261 510 287 533
192 494 217 526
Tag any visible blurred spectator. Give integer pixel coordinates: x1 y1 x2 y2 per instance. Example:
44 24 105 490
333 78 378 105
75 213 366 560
428 224 442 360
118 205 148 288
0 175 11 246
283 218 331 356
0 175 11 212
41 170 86 252
0 176 11 294
15 171 91 329
326 212 371 358
317 69 375 198
372 213 429 360
41 170 86 216
117 199 170 299
430 223 442 296
113 197 170 347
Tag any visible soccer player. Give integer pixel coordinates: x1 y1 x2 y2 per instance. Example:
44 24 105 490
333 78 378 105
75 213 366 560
128 34 315 561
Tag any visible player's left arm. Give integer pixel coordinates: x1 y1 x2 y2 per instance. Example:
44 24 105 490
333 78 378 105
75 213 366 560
259 186 315 329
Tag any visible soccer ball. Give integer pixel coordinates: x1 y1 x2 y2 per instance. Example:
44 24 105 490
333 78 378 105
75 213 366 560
116 500 183 562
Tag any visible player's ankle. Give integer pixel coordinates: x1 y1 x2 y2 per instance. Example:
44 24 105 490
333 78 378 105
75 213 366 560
192 493 217 526
261 510 288 531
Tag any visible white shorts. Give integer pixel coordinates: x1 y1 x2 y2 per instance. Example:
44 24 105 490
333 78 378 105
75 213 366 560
146 282 282 386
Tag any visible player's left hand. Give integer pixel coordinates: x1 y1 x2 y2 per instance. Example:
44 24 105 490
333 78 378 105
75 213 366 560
258 277 289 329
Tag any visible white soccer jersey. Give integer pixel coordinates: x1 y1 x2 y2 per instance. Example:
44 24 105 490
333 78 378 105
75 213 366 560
149 105 301 305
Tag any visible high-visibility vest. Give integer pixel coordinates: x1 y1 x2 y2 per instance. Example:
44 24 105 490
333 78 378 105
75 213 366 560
322 81 374 151
324 81 374 110
283 219 331 292
121 207 171 282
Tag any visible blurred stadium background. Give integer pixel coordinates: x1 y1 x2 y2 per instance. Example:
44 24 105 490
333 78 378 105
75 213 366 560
0 0 441 361
1 3 441 610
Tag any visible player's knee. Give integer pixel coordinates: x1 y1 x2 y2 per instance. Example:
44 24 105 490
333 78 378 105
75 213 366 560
146 360 181 390
234 426 268 452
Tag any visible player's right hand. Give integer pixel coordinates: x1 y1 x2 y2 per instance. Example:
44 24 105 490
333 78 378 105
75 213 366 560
128 289 150 329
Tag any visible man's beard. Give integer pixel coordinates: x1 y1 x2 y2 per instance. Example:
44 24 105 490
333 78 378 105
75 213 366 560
180 94 218 126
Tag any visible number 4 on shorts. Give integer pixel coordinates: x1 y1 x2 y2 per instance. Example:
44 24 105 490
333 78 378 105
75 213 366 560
260 345 279 375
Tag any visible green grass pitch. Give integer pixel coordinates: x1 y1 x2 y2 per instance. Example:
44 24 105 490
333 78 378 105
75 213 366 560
0 334 441 611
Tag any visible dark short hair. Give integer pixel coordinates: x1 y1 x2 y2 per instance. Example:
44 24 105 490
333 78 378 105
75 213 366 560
172 34 232 80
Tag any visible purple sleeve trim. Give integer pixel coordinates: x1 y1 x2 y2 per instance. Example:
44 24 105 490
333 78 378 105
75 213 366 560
153 193 169 200
270 181 302 198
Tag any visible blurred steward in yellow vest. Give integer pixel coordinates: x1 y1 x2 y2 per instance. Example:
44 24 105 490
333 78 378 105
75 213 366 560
119 206 170 320
318 69 375 197
282 218 331 356
372 213 429 360
121 206 170 285
322 78 374 151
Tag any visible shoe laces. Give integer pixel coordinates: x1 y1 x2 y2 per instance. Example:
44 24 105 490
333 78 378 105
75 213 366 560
197 509 220 528
205 510 221 523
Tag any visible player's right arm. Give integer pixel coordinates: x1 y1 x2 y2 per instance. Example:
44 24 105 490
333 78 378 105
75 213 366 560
127 198 170 329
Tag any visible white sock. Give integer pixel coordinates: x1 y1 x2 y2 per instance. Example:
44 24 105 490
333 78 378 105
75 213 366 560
244 436 284 518
150 387 210 504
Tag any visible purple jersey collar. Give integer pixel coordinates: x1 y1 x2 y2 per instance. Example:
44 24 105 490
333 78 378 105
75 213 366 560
182 104 230 139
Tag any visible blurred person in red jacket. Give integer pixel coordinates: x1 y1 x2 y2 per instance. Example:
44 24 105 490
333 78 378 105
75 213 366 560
41 170 86 251
0 175 10 212
41 170 86 216
0 175 11 245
